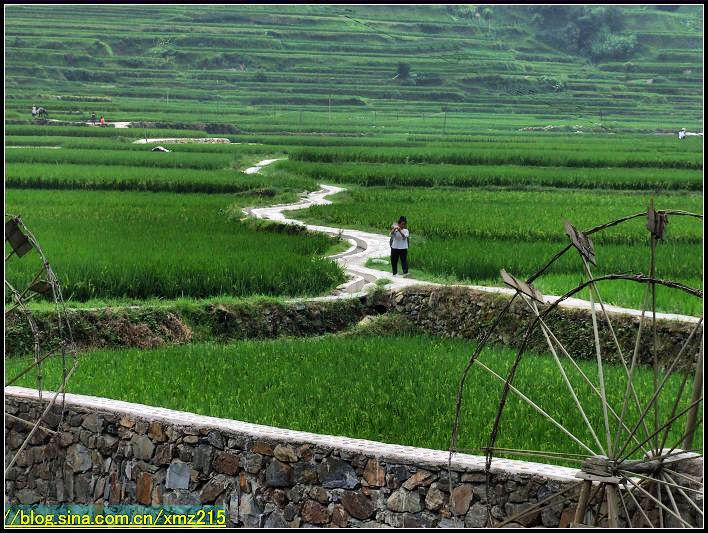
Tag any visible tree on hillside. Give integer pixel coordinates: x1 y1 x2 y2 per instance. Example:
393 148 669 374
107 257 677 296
482 7 493 32
396 62 411 80
531 6 636 61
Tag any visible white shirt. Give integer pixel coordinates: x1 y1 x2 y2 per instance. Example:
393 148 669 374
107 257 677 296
391 228 409 249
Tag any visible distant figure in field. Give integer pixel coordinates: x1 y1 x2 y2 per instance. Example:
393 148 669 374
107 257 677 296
389 215 409 276
678 128 687 140
31 106 37 119
90 112 97 125
100 115 106 127
36 107 48 119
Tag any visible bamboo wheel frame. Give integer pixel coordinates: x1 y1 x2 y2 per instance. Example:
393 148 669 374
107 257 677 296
450 201 703 528
4 213 78 484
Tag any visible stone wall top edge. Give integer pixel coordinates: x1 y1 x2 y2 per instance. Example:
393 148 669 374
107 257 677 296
5 386 578 482
397 284 701 324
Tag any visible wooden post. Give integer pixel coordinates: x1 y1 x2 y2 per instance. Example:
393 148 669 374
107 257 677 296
605 484 619 528
443 110 447 134
683 334 703 450
573 480 592 526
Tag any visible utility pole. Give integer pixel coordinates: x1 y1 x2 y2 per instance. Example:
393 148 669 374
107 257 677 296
216 80 220 116
328 93 332 122
443 110 447 135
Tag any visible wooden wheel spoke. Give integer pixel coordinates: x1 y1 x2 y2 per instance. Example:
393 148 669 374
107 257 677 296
530 313 652 456
658 343 701 454
661 473 687 529
522 295 606 454
659 415 704 465
5 361 78 475
585 266 657 458
588 482 607 527
624 479 655 528
482 446 588 459
581 259 613 455
449 296 517 459
616 283 654 451
663 468 702 487
649 232 660 456
657 481 665 528
466 447 584 464
5 351 58 388
617 486 633 528
620 397 703 463
623 476 694 528
474 359 597 456
4 413 57 435
615 321 703 461
619 470 703 495
663 471 704 516
681 333 703 451
495 482 578 528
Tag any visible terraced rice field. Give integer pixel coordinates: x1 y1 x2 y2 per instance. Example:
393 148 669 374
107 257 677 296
5 334 701 464
4 5 703 465
5 188 344 301
285 144 703 315
5 5 703 133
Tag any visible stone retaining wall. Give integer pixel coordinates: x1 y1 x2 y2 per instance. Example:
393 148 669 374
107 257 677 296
5 387 583 528
4 296 378 358
390 286 701 370
6 287 700 371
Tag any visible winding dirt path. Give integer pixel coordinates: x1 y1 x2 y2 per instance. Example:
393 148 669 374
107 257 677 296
133 137 231 144
244 181 699 322
243 158 284 174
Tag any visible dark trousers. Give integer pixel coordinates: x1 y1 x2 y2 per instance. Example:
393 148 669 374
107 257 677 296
391 248 408 275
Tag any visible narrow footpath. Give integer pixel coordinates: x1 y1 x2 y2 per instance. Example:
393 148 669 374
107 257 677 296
242 165 699 323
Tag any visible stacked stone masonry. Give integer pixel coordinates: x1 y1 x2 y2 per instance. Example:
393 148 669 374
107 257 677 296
6 287 700 372
6 388 585 528
5 389 702 528
390 286 701 370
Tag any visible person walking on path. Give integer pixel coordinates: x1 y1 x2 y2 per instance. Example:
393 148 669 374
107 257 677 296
389 215 409 276
90 112 97 125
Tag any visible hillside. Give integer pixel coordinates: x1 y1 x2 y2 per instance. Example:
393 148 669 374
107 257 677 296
4 4 703 133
